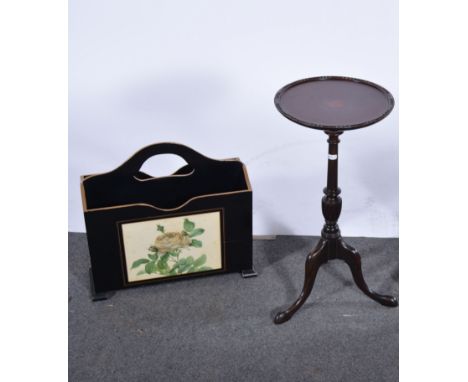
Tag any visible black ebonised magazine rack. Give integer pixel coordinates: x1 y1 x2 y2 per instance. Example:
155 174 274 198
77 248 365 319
81 143 256 300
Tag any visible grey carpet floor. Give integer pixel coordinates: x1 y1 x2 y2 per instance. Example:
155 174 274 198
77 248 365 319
69 233 398 382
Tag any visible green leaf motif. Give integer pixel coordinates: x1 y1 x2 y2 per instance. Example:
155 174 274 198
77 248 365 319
191 239 202 248
131 258 150 269
186 265 212 274
197 266 212 271
145 261 157 274
148 253 158 261
193 254 207 267
187 256 194 264
173 256 194 273
157 225 165 233
184 219 195 232
176 257 188 273
186 265 195 273
189 228 205 237
156 254 170 274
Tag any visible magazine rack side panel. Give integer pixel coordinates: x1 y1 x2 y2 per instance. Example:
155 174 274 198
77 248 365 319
85 191 252 293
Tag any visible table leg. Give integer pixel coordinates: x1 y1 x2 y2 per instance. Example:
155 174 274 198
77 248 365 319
337 238 398 307
273 239 327 324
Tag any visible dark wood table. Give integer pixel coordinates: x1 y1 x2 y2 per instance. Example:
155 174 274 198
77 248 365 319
273 76 398 324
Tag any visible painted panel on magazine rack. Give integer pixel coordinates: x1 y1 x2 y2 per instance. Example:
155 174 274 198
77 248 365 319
120 210 223 283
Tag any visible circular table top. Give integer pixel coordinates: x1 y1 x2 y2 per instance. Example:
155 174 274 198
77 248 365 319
274 76 394 131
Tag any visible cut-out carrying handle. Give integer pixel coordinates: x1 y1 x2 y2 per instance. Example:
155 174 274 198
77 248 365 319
112 142 215 177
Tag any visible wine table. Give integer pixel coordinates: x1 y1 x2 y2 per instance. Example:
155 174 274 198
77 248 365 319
273 76 398 324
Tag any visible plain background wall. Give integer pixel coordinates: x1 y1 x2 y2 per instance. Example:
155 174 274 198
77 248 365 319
69 0 398 237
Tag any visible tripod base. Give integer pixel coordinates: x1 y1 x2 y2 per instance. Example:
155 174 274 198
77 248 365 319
274 236 398 324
